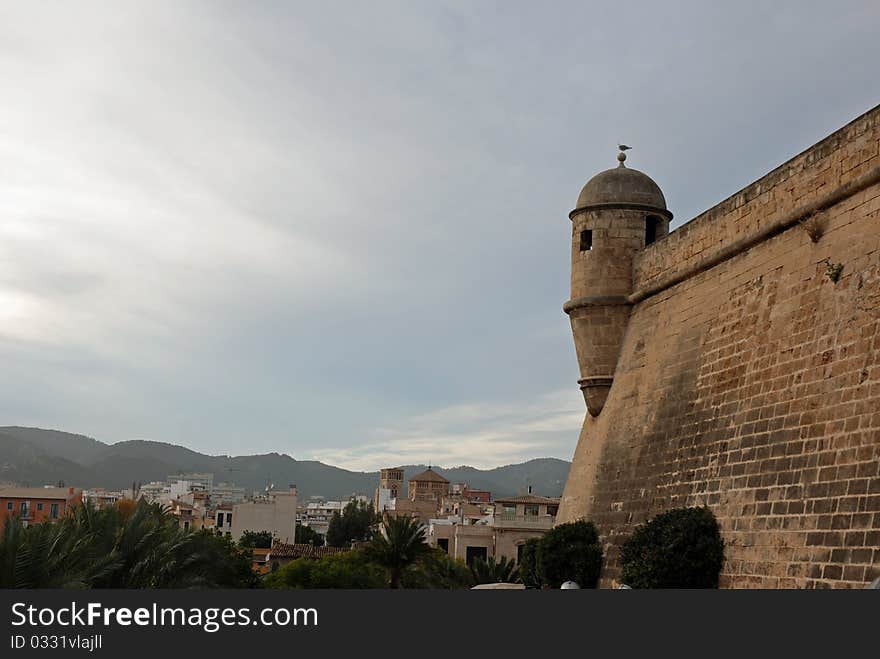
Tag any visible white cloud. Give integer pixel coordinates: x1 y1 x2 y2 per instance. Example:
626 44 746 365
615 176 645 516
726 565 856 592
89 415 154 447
0 2 877 461
311 389 584 470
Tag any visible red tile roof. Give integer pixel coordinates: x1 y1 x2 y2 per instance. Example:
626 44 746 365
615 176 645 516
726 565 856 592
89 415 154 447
408 467 449 483
493 494 560 505
269 540 349 559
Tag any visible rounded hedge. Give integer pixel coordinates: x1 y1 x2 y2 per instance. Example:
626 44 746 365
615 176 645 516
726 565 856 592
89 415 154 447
537 519 603 588
619 506 725 588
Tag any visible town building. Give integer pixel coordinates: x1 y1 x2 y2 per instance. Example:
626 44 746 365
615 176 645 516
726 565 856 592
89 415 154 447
408 467 449 502
214 504 234 538
0 486 82 526
379 468 404 500
230 484 297 543
371 466 557 565
211 482 246 505
427 490 559 565
296 499 344 538
167 498 209 532
374 467 452 523
83 488 126 509
451 483 491 503
492 493 558 563
137 481 169 502
168 472 213 494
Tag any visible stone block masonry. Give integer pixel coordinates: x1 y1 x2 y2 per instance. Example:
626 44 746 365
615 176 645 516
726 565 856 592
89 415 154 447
558 104 880 588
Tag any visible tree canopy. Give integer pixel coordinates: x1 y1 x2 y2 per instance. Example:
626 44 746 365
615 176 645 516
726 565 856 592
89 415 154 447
470 556 518 585
325 500 375 547
295 523 324 546
238 530 273 549
0 500 260 588
363 514 433 588
620 507 725 588
263 551 385 589
533 520 603 588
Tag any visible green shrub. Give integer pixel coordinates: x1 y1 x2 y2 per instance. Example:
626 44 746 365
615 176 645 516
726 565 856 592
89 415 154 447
264 551 385 589
517 538 542 588
469 556 517 585
400 549 473 589
619 507 725 588
537 520 603 588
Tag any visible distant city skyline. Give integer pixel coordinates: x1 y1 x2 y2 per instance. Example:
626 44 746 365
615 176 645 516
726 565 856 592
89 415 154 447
1 2 878 470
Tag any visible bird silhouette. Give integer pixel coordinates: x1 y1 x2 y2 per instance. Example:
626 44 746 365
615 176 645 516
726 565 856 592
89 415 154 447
618 144 632 151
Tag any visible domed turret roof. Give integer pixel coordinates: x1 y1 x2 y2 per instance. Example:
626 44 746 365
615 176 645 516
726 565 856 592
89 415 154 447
574 153 669 216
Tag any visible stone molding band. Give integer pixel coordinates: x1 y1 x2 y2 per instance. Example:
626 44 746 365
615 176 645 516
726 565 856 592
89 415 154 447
563 295 631 315
569 202 674 221
578 377 614 389
628 164 880 305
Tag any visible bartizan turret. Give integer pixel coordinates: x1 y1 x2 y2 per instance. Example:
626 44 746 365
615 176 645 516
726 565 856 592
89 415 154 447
563 148 672 416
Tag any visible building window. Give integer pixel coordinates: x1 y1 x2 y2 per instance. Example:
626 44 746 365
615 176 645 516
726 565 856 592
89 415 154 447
5 502 11 511
217 512 224 527
437 538 449 554
524 504 539 516
20 502 29 517
37 502 44 511
580 229 593 251
465 546 488 567
50 503 59 519
645 215 661 246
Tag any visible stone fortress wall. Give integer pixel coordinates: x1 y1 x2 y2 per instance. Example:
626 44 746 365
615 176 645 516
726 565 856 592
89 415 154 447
558 105 880 588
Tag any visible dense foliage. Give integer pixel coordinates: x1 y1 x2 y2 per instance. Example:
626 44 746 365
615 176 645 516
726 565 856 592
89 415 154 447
469 556 517 585
263 551 386 589
399 549 473 589
238 530 272 549
363 515 433 588
619 507 725 589
325 500 375 547
534 520 603 588
0 500 260 588
266 516 474 590
295 523 324 546
517 538 542 588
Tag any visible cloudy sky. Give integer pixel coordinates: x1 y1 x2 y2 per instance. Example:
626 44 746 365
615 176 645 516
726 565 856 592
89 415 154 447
0 2 877 470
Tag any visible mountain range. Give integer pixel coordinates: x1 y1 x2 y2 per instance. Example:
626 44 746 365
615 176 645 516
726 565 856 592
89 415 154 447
0 426 571 500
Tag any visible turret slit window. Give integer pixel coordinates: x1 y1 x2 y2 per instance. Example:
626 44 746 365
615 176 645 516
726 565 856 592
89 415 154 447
645 215 661 246
579 229 593 251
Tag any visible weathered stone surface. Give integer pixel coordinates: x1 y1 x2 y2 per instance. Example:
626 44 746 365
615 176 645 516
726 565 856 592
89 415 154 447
559 105 880 589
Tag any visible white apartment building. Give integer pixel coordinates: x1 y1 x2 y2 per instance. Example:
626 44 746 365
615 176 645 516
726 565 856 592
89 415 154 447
296 499 345 537
83 488 125 509
211 482 246 505
167 472 213 493
138 481 169 502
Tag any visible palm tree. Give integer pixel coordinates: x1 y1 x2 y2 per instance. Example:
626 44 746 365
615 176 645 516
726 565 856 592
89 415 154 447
0 499 258 589
469 556 518 585
364 515 432 588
